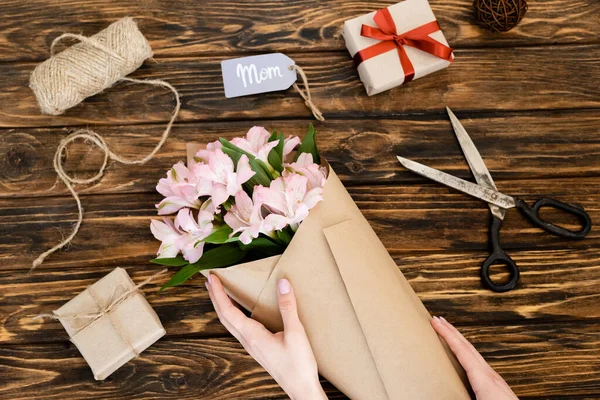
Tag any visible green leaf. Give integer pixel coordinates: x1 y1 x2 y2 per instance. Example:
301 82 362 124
219 138 254 159
160 244 247 291
295 123 320 164
275 228 293 245
202 225 238 244
220 144 245 167
239 237 285 257
245 158 273 188
239 237 279 250
267 132 285 173
268 129 279 142
150 256 188 267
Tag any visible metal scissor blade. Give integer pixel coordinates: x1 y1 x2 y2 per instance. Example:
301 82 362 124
446 107 506 220
397 156 516 209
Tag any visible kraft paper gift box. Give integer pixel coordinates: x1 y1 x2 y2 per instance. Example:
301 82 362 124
54 267 166 380
343 0 454 95
187 144 471 399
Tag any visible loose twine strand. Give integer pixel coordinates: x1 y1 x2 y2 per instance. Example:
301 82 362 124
29 22 180 273
289 65 325 122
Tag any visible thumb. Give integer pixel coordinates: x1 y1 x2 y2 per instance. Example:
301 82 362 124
277 278 302 333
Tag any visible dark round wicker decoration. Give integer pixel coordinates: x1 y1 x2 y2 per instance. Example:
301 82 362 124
473 0 528 32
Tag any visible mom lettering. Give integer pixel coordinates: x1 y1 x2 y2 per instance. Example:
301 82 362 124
221 53 297 98
236 63 284 88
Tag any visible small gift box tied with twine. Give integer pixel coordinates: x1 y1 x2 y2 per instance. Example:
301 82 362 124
343 0 454 95
35 268 167 380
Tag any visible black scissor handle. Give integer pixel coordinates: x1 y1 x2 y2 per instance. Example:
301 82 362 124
481 216 520 292
515 198 592 239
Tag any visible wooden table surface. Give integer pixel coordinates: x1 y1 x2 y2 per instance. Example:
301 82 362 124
1 1 599 399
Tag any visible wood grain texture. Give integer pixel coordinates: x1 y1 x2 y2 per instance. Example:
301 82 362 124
1 0 600 398
0 323 598 399
1 111 599 198
0 0 598 63
1 178 598 272
2 246 599 345
2 46 600 128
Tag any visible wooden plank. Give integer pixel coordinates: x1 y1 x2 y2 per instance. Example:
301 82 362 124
2 244 599 345
0 0 598 63
1 178 599 272
0 323 598 399
2 111 599 198
2 46 599 128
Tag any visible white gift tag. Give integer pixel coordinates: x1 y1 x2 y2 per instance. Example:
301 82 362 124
221 53 297 98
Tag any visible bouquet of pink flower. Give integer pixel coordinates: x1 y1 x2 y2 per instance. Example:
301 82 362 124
149 124 470 400
150 124 327 289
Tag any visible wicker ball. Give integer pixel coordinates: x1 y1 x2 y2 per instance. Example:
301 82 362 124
473 0 528 32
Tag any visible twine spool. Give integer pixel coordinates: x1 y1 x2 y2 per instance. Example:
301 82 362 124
30 17 153 115
28 18 180 272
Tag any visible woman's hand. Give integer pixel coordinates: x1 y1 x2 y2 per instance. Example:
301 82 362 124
431 316 518 400
206 274 327 400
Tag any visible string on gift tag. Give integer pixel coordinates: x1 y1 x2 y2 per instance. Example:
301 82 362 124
221 53 325 120
28 18 180 272
289 65 324 122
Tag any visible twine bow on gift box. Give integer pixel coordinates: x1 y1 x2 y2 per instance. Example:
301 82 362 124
34 268 167 355
354 8 454 83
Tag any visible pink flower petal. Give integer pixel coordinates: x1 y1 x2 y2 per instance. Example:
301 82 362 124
150 218 178 242
246 126 271 151
211 183 229 207
303 187 324 210
224 210 247 232
175 208 198 233
255 183 287 215
156 196 198 215
182 242 205 263
234 190 253 220
263 213 290 231
236 155 256 185
283 136 301 157
238 229 254 245
284 174 308 205
255 140 279 163
157 243 179 258
196 178 214 197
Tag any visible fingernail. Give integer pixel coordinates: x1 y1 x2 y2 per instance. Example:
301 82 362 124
207 273 212 284
205 281 210 291
432 316 440 322
278 279 291 295
440 316 447 323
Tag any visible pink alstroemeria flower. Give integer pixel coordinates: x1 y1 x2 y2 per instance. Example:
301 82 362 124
224 190 271 245
255 174 323 231
156 162 213 215
174 208 215 263
283 153 327 191
231 126 278 163
283 136 301 161
195 149 255 207
150 218 182 259
194 140 222 163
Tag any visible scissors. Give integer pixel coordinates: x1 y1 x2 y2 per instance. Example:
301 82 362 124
397 107 592 292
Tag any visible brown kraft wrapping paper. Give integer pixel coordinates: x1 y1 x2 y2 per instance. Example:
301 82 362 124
187 143 471 399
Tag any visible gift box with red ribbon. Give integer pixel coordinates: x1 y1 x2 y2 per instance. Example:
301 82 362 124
343 0 454 95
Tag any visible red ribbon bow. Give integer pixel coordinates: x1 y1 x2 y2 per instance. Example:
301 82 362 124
354 8 453 83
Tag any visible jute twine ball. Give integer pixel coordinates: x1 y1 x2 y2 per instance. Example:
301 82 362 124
30 17 153 115
473 0 528 32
